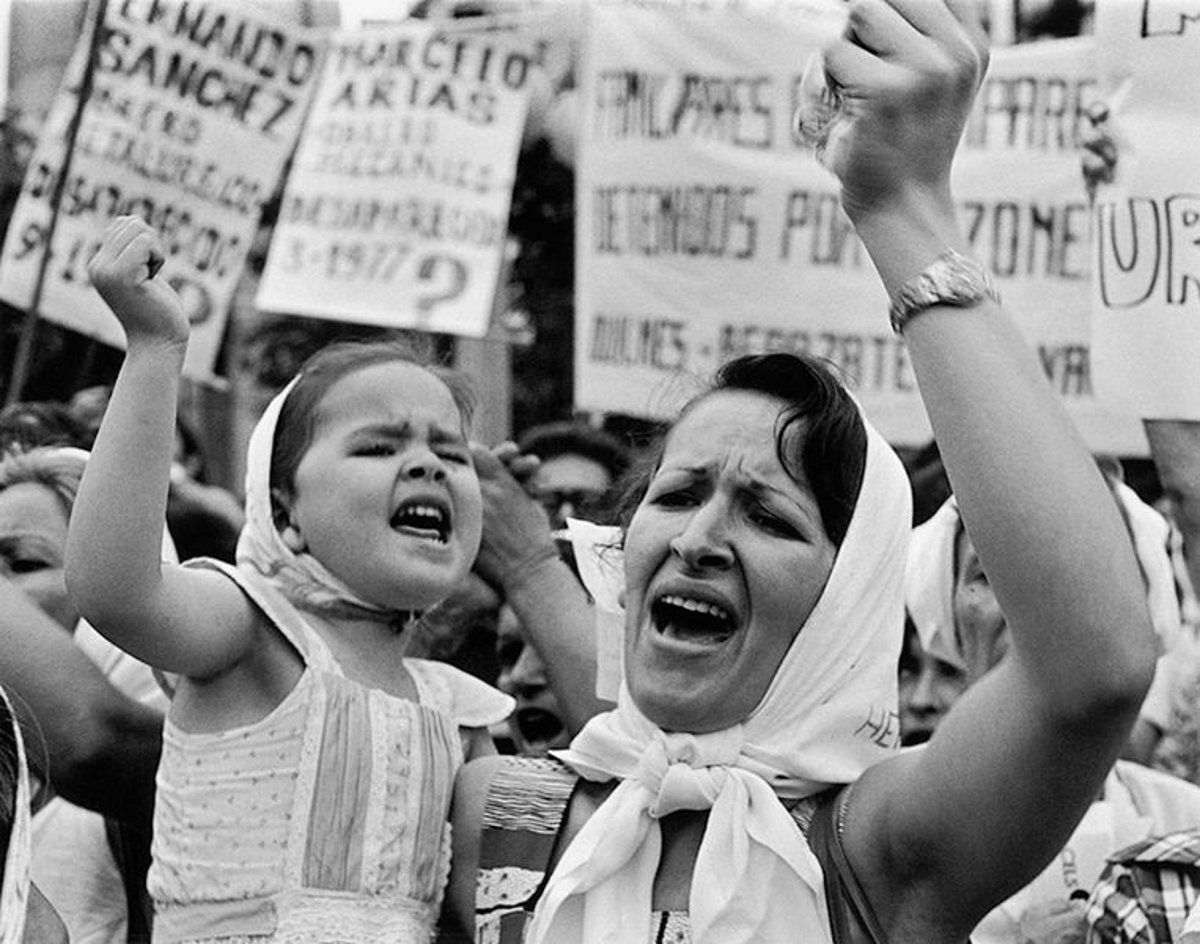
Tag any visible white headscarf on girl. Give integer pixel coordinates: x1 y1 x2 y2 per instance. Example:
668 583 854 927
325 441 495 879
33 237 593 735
906 484 1181 667
236 380 408 624
530 417 912 944
0 686 31 944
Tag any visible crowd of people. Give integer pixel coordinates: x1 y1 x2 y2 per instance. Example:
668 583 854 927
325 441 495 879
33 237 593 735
3 1 1200 942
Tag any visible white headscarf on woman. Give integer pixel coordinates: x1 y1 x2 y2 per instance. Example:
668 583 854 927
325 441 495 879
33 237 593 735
0 686 31 944
530 417 912 944
236 380 408 624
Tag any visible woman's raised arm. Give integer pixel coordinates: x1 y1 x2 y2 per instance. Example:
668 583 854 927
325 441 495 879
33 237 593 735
825 1 1157 937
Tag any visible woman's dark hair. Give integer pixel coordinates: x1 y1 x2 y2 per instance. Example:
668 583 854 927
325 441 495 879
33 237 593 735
269 340 475 526
616 353 867 546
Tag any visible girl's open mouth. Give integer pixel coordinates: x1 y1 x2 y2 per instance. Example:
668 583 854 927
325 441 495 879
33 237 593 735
391 502 450 543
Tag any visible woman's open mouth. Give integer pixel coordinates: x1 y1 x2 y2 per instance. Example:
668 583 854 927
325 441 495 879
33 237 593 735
390 501 451 543
651 594 735 645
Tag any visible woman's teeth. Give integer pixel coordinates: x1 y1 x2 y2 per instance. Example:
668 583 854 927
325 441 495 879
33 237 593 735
653 594 735 644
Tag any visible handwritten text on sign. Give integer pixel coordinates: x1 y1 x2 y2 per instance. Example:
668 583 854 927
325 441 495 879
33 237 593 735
255 23 534 336
574 3 907 428
1090 0 1200 420
575 10 1143 451
952 36 1145 454
0 0 322 379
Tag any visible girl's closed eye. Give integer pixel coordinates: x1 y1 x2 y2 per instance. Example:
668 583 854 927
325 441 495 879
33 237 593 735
435 447 471 466
352 440 396 458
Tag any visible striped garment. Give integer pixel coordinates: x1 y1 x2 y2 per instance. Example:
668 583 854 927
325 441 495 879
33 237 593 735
1087 829 1200 944
149 561 509 944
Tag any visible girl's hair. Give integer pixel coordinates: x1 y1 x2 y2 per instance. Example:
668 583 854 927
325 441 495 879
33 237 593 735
269 340 475 525
617 353 867 546
0 447 87 517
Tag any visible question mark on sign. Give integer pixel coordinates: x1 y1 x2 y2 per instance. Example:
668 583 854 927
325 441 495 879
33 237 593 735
415 254 468 321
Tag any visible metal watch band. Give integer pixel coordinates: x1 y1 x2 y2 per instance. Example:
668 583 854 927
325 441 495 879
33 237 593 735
887 249 1000 334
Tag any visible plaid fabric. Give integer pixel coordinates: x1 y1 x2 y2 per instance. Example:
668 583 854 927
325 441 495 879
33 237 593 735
1087 830 1200 944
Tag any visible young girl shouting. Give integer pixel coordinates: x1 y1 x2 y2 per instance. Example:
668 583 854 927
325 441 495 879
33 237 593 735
66 216 512 944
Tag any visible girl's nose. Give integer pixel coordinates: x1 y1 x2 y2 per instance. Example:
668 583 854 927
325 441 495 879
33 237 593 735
402 453 447 483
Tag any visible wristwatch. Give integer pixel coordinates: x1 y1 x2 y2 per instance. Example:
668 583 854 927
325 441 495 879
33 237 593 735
888 249 1000 334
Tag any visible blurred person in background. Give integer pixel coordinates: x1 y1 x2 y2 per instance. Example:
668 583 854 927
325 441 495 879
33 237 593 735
896 617 967 747
0 683 68 944
0 404 88 457
0 446 167 942
495 583 575 758
69 385 243 563
904 483 1200 944
516 421 630 531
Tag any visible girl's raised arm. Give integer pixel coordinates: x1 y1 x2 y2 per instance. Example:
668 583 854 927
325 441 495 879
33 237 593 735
66 217 254 677
823 1 1156 937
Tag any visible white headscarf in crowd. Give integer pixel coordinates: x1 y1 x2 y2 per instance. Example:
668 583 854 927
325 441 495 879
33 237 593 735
906 482 1182 668
0 686 31 944
530 418 912 944
904 496 966 668
236 380 408 624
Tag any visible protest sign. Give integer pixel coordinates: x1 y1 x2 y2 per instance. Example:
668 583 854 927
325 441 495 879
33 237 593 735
574 1 900 429
0 0 323 379
1090 0 1200 420
953 37 1146 454
255 21 534 337
575 10 1147 452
